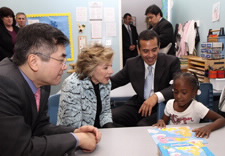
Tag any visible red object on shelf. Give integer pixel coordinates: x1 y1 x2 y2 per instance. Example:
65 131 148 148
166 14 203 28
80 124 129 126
209 70 217 78
217 70 225 78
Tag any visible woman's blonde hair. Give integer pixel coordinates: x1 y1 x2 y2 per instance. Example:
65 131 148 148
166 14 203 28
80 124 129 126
75 44 114 80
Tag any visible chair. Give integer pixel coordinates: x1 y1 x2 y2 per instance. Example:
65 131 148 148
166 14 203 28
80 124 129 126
48 93 60 125
157 83 214 120
196 83 214 110
157 102 166 120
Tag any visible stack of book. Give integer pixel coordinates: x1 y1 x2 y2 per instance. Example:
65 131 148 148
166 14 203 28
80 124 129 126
148 126 215 156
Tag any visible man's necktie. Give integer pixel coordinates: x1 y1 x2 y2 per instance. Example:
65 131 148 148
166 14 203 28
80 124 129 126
144 66 153 100
35 88 41 111
128 25 133 44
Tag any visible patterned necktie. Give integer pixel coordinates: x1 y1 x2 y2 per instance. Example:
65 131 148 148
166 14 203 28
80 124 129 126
144 66 153 99
35 88 41 111
128 25 133 44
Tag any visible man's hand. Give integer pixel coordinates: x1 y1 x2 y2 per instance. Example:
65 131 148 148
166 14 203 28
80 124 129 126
75 132 97 152
74 125 102 143
129 45 135 51
138 94 158 117
74 125 102 152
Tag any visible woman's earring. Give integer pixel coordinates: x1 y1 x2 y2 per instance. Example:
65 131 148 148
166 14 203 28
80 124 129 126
197 89 201 95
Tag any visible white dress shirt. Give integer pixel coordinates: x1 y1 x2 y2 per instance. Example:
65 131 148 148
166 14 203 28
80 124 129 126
144 61 165 103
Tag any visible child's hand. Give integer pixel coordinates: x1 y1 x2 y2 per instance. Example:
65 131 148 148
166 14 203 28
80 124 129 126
192 125 212 138
153 119 166 128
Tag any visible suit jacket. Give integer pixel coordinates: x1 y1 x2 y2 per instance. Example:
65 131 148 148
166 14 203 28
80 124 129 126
122 24 138 61
0 58 77 156
149 18 175 55
111 53 181 107
57 73 113 128
0 19 19 61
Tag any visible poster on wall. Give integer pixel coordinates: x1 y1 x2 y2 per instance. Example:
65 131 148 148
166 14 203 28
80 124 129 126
27 13 75 61
78 36 87 53
212 2 220 22
89 2 103 20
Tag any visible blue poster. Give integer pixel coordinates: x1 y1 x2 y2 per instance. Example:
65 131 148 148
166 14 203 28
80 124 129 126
27 13 74 61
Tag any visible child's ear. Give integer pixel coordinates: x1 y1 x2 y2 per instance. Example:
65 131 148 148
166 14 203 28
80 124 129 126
193 89 199 98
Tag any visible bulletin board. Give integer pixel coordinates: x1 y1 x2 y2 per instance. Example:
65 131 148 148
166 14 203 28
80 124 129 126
27 13 75 61
161 0 168 19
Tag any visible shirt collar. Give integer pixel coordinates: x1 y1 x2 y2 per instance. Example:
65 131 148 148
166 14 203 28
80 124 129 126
144 61 156 71
124 23 130 29
19 69 38 94
159 17 162 22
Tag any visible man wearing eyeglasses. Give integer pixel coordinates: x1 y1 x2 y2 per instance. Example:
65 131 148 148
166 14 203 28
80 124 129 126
0 23 101 156
145 4 175 55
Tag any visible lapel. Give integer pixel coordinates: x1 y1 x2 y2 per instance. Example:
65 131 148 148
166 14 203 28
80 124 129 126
26 86 39 126
6 59 42 126
134 57 145 98
123 24 130 37
153 18 165 32
39 86 50 113
17 71 39 126
154 54 166 91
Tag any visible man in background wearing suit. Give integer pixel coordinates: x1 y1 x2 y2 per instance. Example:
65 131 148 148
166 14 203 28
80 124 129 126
145 4 175 55
122 13 138 66
0 23 101 156
111 30 180 126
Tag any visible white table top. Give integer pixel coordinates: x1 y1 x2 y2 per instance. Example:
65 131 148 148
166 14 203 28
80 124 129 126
75 123 225 156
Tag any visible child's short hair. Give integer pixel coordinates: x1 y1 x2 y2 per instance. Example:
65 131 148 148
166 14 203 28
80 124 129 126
173 72 200 90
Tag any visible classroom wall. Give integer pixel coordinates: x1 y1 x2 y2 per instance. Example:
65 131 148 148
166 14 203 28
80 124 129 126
171 0 225 53
1 0 122 94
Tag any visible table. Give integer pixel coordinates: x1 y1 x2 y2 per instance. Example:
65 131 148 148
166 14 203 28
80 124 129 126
75 123 225 156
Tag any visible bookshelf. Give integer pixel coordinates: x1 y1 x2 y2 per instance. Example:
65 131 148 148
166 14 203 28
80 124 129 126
187 56 225 82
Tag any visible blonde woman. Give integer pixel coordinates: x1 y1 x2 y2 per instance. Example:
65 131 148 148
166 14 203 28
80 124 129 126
57 44 115 128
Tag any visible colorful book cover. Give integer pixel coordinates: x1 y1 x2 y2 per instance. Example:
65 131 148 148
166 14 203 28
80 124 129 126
147 126 207 144
158 142 214 156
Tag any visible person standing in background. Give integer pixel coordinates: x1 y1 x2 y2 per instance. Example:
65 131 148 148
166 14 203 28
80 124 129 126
145 4 175 55
0 7 19 61
122 13 138 66
16 12 27 28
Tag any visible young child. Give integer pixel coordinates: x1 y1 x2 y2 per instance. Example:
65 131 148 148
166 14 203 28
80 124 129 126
154 72 225 138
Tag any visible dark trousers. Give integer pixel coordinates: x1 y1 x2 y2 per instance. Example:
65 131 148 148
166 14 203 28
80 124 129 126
112 104 157 127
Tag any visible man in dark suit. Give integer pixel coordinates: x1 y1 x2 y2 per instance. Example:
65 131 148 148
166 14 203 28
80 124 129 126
122 13 138 66
145 4 175 55
111 30 180 126
0 23 101 156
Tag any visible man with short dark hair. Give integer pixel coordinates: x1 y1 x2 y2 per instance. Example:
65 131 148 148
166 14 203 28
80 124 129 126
111 29 180 127
16 12 27 28
122 13 138 66
0 23 101 156
145 4 175 55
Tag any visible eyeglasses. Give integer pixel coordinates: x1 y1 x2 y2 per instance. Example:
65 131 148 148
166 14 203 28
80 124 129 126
33 52 67 67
